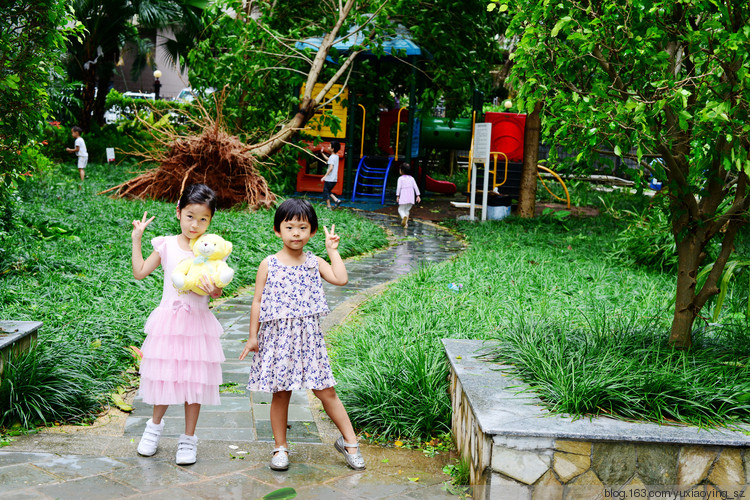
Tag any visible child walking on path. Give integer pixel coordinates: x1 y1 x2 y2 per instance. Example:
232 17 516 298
130 183 226 466
65 126 88 182
320 141 343 209
396 162 420 228
239 199 365 472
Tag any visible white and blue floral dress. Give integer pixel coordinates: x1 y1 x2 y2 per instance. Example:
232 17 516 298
246 252 336 393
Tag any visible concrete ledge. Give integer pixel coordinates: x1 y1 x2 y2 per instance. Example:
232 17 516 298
0 321 42 374
444 338 750 497
443 338 750 447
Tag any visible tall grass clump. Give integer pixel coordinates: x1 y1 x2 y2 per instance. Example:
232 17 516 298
0 343 119 428
0 160 387 429
483 313 750 427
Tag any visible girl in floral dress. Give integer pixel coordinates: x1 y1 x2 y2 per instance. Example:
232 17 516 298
131 184 226 466
239 199 365 471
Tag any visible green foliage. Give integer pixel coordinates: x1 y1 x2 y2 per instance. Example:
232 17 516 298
483 314 750 427
0 1 77 230
43 121 154 165
104 90 190 121
330 213 678 438
609 197 679 272
66 0 205 129
502 0 750 344
0 162 386 429
0 344 117 428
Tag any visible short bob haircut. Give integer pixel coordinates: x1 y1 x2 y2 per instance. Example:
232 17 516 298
274 198 318 233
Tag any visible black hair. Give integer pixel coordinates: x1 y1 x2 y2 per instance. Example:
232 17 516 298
178 183 217 215
330 141 341 153
274 198 318 233
71 126 83 134
399 162 411 175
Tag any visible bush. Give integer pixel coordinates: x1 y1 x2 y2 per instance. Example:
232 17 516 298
609 194 680 271
0 343 118 428
483 313 750 427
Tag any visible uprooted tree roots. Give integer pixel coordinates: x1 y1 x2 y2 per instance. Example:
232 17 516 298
100 97 276 209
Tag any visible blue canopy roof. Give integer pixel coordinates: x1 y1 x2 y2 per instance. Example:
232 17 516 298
296 24 424 58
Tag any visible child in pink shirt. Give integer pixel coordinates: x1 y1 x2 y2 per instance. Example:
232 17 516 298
395 162 420 228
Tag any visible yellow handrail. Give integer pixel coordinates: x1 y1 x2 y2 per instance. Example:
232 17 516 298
491 152 509 188
537 165 571 209
395 106 406 161
358 104 366 159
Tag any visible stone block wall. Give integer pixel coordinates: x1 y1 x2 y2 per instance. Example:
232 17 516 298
450 370 749 499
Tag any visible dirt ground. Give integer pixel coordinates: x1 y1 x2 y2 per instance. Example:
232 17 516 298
373 194 599 222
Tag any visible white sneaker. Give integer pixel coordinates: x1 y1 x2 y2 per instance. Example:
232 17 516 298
270 445 289 471
175 434 198 465
137 419 164 456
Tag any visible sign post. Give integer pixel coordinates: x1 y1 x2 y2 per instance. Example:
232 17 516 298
471 123 492 221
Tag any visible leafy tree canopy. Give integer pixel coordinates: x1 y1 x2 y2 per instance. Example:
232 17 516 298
0 1 77 228
502 0 750 347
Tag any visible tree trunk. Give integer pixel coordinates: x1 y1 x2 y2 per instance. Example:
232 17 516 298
93 71 112 127
669 233 703 348
517 101 542 218
80 67 97 132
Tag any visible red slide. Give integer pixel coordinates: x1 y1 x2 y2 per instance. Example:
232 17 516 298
426 174 457 194
416 166 457 194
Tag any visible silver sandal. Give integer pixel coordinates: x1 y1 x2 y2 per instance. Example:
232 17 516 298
334 436 366 470
270 445 289 471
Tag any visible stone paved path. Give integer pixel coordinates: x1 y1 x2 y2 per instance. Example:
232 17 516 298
1 213 466 500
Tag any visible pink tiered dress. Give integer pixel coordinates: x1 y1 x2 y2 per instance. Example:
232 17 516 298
247 252 336 393
138 235 225 405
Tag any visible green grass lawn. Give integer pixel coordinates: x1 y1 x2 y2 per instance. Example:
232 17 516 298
328 213 750 439
0 161 388 428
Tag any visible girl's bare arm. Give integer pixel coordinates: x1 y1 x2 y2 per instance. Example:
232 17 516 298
131 212 161 280
240 258 269 360
318 225 348 286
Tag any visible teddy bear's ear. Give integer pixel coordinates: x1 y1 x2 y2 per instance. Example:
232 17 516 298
225 241 233 255
189 237 197 249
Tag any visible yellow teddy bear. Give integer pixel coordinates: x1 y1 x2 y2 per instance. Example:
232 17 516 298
171 234 235 295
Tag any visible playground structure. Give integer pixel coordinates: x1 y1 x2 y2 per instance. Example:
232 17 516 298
294 28 570 212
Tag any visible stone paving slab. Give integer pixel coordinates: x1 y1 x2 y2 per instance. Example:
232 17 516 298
1 440 456 499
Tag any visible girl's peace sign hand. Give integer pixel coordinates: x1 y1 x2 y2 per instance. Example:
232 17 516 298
132 211 155 240
324 224 340 251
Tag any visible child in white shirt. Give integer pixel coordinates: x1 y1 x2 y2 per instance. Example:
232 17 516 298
320 141 342 209
66 126 88 182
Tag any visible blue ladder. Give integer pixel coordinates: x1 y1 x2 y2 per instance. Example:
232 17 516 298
351 156 394 205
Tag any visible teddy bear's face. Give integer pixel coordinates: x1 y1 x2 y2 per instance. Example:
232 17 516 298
191 234 232 260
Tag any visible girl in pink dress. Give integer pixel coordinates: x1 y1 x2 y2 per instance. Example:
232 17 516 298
130 184 226 466
396 162 421 228
239 199 366 472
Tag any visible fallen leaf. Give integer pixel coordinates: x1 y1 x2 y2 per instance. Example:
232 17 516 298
394 440 404 447
408 477 420 482
381 458 389 463
111 394 133 412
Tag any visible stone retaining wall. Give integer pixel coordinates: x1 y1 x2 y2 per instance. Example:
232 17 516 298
444 339 749 499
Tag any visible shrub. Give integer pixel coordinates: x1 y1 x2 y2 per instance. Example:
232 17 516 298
609 194 679 271
0 343 118 428
483 312 750 427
